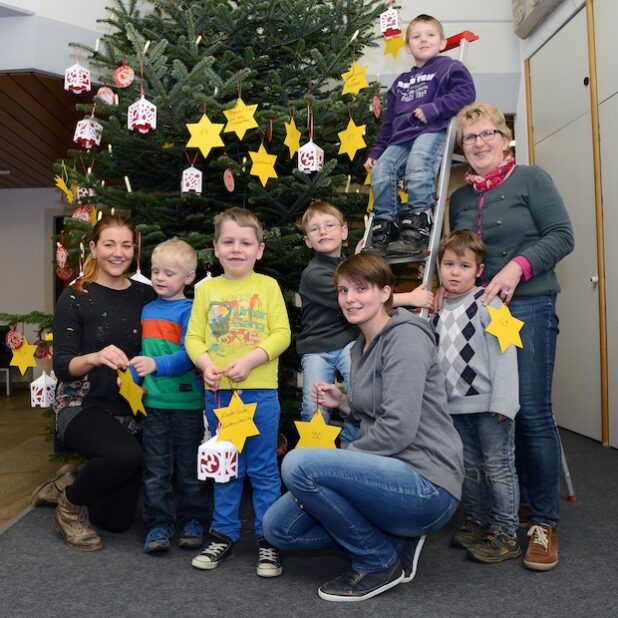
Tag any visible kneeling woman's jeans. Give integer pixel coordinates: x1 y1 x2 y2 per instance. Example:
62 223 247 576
263 448 459 573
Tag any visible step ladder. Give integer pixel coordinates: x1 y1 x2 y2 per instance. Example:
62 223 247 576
363 29 576 504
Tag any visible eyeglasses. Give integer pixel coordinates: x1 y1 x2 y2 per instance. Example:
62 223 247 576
306 222 341 236
461 129 502 146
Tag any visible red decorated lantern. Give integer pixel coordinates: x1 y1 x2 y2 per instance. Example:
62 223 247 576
127 96 157 134
298 140 324 174
380 7 402 39
74 117 103 149
181 166 203 195
64 61 91 94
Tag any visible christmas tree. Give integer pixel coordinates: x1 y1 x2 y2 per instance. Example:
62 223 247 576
58 0 387 435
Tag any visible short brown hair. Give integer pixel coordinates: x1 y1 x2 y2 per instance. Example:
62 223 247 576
438 229 486 267
300 201 345 234
455 102 513 146
334 253 395 311
406 14 445 43
213 207 263 243
151 238 197 273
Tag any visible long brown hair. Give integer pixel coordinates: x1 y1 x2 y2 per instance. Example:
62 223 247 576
73 214 136 293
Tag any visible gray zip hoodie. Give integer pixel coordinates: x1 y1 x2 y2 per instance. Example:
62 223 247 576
346 308 464 500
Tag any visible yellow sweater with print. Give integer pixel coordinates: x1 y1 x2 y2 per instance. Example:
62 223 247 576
185 272 291 390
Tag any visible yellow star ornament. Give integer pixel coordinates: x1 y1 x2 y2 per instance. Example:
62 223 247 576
249 144 278 187
341 61 369 95
295 411 341 449
338 119 367 161
485 303 524 353
214 391 260 452
186 113 224 158
364 166 372 186
117 368 146 416
10 336 38 375
223 97 258 140
284 117 301 158
384 35 405 58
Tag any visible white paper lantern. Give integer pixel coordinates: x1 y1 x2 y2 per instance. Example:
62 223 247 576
197 436 239 483
127 96 157 134
298 140 324 174
30 371 57 408
74 117 103 149
181 166 203 195
64 62 91 94
380 8 402 38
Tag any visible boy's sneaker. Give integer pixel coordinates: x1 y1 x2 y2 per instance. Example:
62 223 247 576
452 515 487 549
256 537 283 577
467 530 521 563
144 527 172 554
191 530 234 570
317 561 403 602
178 519 205 549
365 218 398 256
400 535 426 583
389 210 433 255
523 524 559 571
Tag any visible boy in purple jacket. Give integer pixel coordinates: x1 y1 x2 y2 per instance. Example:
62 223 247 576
365 14 475 257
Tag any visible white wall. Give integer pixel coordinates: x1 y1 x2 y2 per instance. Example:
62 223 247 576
0 188 63 315
362 0 521 114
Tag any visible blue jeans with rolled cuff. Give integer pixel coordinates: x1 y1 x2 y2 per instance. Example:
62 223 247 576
263 447 459 573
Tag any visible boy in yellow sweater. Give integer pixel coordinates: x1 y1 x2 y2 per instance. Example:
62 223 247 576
185 207 291 578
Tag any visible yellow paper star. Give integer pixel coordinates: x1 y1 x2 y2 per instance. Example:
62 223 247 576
367 188 375 212
90 206 98 226
249 144 278 187
284 117 301 158
10 336 38 375
341 61 369 95
485 303 525 352
398 188 408 203
295 411 341 449
364 166 372 185
117 368 146 416
384 35 405 58
214 391 260 452
186 113 225 158
338 119 367 161
223 97 258 140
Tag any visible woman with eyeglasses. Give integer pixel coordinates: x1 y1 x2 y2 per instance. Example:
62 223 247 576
31 214 156 551
447 102 574 572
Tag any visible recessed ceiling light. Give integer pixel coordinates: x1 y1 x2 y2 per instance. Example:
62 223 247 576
0 170 11 175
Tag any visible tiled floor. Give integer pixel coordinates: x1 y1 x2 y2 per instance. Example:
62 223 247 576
0 388 58 528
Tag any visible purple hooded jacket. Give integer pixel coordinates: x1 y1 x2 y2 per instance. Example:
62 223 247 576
368 55 475 160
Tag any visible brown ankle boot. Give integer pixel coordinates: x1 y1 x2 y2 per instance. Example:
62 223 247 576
30 463 78 507
54 490 103 552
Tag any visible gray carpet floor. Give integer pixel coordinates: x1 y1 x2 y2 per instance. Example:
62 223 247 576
1 429 616 618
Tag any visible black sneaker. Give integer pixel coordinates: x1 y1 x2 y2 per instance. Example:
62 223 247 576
467 530 522 564
392 210 433 254
256 537 283 577
317 561 403 602
400 535 426 583
364 218 398 256
191 530 233 570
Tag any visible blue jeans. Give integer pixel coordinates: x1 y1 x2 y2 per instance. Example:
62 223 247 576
263 448 459 572
452 413 519 535
371 131 446 221
205 389 281 541
301 342 358 444
142 407 211 534
509 295 560 527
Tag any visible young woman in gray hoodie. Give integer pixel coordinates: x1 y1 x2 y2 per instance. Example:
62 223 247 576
263 252 463 602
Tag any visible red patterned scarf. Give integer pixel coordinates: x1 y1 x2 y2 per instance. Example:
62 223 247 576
464 154 516 194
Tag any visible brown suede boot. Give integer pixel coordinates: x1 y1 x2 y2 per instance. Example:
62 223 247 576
30 463 78 507
54 490 103 552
